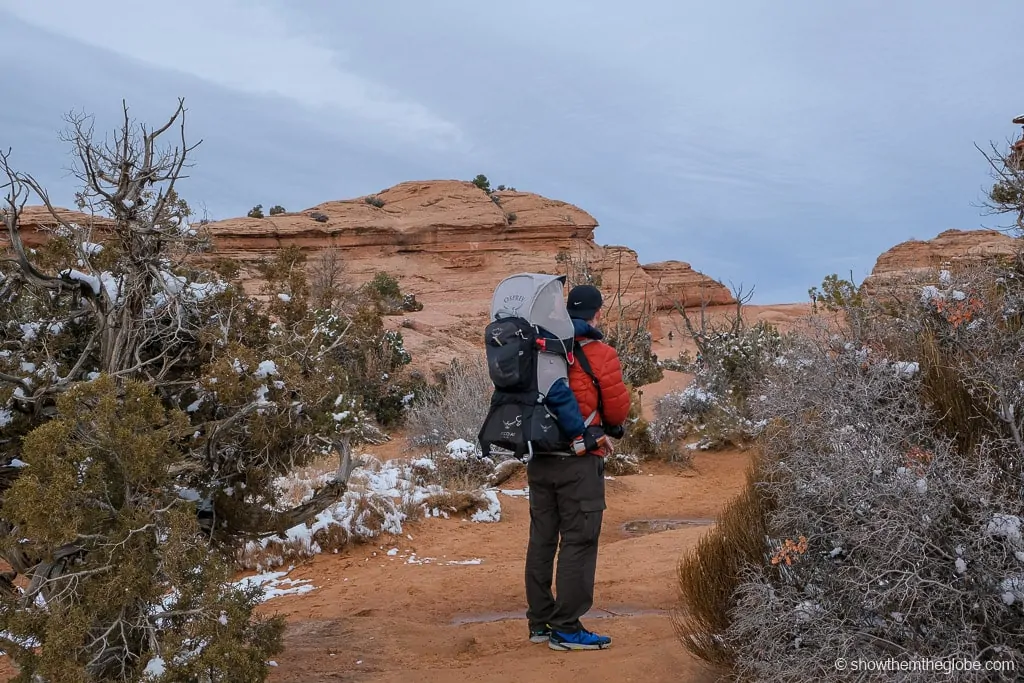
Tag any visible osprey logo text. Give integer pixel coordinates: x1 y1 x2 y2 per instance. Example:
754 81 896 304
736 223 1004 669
503 416 523 429
503 293 526 316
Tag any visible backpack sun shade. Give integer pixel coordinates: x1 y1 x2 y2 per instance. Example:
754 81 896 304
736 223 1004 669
478 273 576 461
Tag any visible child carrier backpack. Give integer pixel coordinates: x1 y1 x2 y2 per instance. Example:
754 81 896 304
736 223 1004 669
478 273 576 461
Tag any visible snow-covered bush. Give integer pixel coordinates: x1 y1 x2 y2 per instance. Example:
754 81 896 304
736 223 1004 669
603 451 641 475
0 101 412 680
238 443 507 571
428 438 499 489
652 323 780 454
676 262 1024 681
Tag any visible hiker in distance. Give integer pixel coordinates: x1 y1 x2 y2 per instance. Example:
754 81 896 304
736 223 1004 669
526 284 631 651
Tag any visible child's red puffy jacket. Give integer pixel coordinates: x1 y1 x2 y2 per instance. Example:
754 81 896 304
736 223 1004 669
567 322 631 428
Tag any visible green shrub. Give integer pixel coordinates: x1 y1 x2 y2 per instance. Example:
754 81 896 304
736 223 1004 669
247 204 264 218
471 174 491 193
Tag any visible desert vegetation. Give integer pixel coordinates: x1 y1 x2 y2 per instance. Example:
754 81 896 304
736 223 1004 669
672 125 1024 681
0 98 462 681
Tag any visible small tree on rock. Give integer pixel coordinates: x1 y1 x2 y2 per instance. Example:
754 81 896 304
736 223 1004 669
471 174 491 194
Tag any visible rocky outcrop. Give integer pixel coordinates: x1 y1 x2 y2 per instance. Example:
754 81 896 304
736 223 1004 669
0 207 114 247
862 228 1019 296
203 181 595 256
641 260 736 309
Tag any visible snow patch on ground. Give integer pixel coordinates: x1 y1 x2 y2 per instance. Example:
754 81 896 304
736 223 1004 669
234 569 317 601
471 490 502 523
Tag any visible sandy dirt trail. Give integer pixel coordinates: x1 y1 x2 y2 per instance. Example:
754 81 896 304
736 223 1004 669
264 369 748 683
265 452 749 683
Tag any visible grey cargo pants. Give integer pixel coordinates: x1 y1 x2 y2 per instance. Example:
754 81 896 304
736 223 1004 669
524 453 606 633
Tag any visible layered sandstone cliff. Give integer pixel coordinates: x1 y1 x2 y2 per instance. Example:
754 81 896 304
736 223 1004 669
201 180 731 307
198 180 733 372
1 206 114 246
862 228 1019 296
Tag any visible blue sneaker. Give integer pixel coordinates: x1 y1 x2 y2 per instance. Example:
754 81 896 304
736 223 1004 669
548 627 612 650
529 625 551 643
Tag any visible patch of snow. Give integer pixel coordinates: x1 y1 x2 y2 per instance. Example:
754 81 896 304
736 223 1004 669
254 384 271 405
470 490 501 523
277 293 292 302
218 612 229 626
186 397 203 413
499 488 529 498
939 269 952 286
19 322 40 341
60 268 100 295
0 409 12 429
921 285 944 304
99 272 121 302
142 656 166 679
950 290 967 301
986 514 1022 546
999 576 1024 605
81 242 104 255
386 548 398 556
915 479 928 494
254 360 278 378
446 558 483 565
177 488 201 502
955 558 967 574
892 361 919 378
19 362 35 374
447 439 480 460
234 570 317 602
9 459 27 468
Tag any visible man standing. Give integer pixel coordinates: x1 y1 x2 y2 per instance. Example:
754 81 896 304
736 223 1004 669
525 284 631 651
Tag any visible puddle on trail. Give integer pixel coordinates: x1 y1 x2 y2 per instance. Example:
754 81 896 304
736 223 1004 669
620 518 714 537
451 606 667 626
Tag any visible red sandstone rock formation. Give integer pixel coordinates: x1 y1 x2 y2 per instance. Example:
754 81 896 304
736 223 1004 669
861 228 1019 296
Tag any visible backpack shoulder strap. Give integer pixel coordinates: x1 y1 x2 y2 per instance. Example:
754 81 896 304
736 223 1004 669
573 339 605 425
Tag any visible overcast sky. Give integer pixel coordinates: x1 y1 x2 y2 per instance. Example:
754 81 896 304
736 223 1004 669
1 1 1021 303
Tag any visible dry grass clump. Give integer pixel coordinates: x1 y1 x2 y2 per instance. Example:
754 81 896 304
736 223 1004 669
405 357 492 455
673 452 771 667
